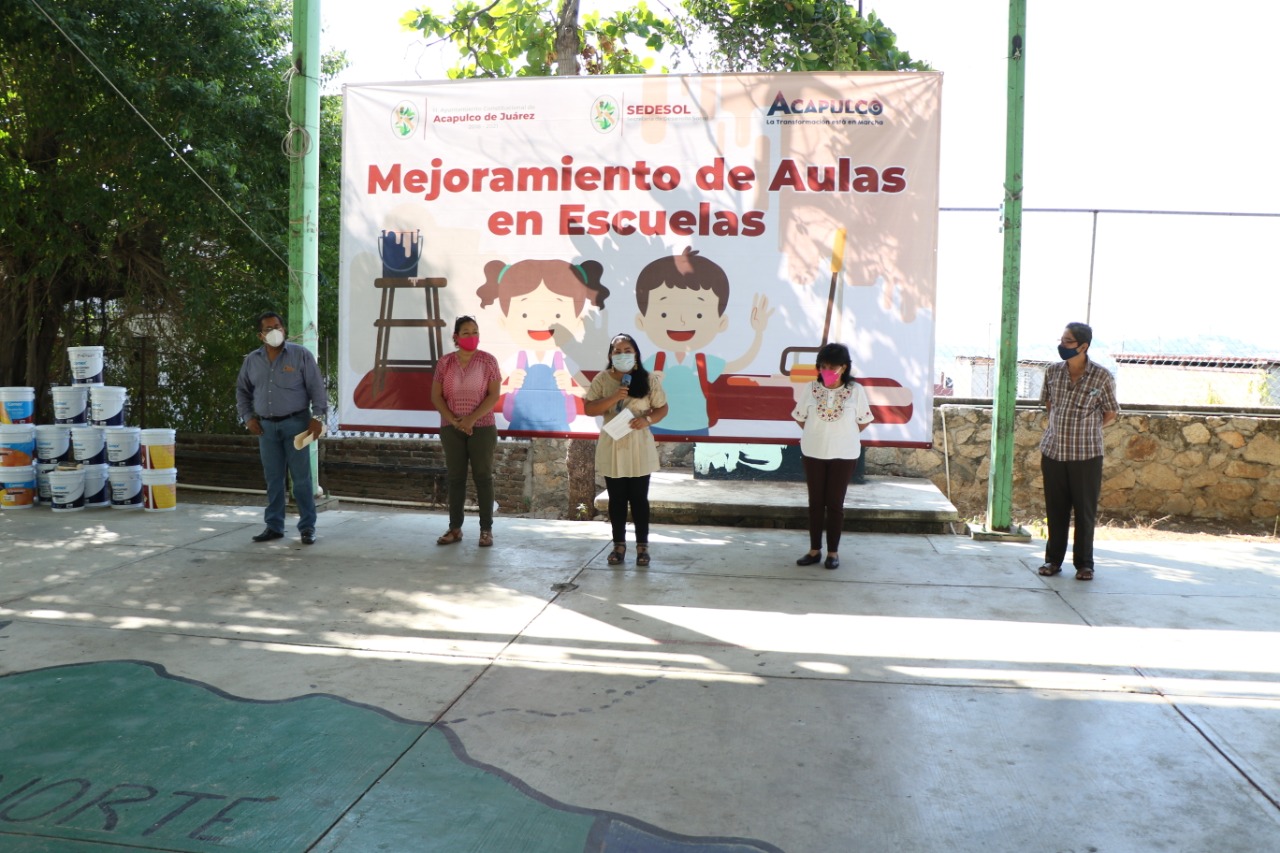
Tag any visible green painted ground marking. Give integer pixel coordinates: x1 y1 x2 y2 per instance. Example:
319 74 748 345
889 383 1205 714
1 662 781 852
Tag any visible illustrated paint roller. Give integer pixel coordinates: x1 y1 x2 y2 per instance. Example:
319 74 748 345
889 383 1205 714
780 227 845 382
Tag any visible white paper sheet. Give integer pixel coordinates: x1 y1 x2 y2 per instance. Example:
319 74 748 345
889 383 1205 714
602 412 636 441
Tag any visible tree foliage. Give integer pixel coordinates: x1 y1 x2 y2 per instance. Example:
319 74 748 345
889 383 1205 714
401 0 682 77
0 0 342 430
679 0 929 73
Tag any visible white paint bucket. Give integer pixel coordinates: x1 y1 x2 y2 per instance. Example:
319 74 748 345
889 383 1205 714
104 426 142 466
0 387 36 424
83 463 110 507
89 386 128 426
0 464 36 509
68 345 105 384
108 465 143 509
140 428 177 469
70 426 107 465
0 424 36 467
51 385 90 424
35 424 72 463
141 467 178 511
36 461 58 503
49 468 86 512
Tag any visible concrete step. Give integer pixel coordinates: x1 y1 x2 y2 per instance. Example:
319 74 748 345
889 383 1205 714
596 471 961 534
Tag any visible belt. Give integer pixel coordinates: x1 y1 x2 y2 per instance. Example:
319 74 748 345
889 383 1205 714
258 410 306 422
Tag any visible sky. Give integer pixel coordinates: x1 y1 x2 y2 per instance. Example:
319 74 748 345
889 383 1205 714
319 1 1280 360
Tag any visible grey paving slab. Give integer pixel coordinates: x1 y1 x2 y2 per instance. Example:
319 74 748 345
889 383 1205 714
432 663 1280 853
2 540 570 659
0 620 484 722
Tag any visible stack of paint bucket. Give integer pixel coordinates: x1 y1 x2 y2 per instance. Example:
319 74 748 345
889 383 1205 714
0 387 37 510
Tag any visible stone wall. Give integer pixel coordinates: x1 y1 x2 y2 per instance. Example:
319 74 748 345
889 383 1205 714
179 407 1280 528
866 403 1280 528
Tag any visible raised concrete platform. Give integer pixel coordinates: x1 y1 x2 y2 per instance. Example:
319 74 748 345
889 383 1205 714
596 471 961 533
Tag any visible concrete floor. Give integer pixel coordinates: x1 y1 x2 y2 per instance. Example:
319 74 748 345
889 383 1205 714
2 499 1280 852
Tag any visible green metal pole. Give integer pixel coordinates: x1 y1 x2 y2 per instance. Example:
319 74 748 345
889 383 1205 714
985 0 1027 533
289 0 322 495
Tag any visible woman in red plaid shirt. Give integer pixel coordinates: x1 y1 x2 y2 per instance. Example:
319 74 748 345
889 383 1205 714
1038 322 1119 581
431 316 503 548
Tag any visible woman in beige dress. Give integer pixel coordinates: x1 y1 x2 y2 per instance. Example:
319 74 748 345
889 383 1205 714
584 334 669 566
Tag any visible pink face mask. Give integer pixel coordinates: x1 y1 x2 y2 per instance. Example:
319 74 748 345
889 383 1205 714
457 336 479 352
819 369 842 387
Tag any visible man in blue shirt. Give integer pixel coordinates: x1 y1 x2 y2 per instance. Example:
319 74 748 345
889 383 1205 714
235 312 327 544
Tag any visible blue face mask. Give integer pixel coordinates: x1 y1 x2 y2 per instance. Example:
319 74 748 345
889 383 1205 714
611 353 636 372
1058 344 1080 361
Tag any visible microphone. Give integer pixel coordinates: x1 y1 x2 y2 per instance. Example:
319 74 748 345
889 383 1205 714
617 374 631 412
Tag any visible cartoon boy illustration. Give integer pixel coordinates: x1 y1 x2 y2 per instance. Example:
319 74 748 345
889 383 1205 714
635 247 773 436
476 258 609 433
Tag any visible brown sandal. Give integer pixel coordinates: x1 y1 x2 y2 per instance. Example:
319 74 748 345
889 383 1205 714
1037 563 1062 576
436 528 463 546
636 544 650 567
1075 568 1094 581
606 543 626 565
478 530 494 548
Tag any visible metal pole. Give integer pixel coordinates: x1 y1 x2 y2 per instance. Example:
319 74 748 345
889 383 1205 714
289 0 323 495
1086 209 1098 324
984 0 1027 533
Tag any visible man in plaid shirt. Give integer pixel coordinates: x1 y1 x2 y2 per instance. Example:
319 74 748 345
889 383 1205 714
1037 322 1119 581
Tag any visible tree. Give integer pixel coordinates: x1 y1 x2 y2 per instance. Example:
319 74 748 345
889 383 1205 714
678 0 929 72
0 0 342 429
401 0 682 77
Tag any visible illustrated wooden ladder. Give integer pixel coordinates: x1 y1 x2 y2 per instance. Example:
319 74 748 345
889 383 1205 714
371 277 448 395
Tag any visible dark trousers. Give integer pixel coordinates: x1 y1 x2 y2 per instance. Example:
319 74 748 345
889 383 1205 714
802 456 857 553
605 475 651 545
439 424 497 531
1041 454 1103 569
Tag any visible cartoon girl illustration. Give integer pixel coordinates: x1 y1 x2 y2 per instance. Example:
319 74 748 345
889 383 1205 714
476 258 610 432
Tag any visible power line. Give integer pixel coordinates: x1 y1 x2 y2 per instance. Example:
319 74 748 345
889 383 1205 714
24 0 291 270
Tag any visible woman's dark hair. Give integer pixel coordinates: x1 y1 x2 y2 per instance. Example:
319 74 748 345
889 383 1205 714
606 333 650 398
816 342 857 388
453 315 478 335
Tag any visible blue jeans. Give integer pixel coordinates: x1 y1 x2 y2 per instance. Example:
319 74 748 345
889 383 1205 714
258 411 316 533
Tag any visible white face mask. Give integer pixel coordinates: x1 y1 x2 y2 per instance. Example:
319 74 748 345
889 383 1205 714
263 329 285 347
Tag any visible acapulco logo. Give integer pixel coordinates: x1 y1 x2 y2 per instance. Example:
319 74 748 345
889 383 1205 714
391 101 419 138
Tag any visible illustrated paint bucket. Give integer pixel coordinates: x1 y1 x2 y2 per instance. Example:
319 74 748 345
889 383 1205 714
51 385 90 424
0 424 36 467
379 230 422 278
0 387 36 424
49 467 86 512
108 465 143 509
0 464 37 509
89 386 128 426
35 424 72 463
70 426 107 465
83 463 110 507
104 426 142 466
68 345 106 384
140 428 177 469
141 467 178 511
36 461 59 503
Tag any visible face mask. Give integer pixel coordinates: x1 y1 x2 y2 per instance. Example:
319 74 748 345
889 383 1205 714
263 329 285 348
611 353 636 372
1057 344 1080 361
819 369 843 387
457 336 479 352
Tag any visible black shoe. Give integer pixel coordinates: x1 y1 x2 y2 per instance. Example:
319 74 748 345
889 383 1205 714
824 555 840 570
252 528 284 542
796 552 822 566
301 530 316 545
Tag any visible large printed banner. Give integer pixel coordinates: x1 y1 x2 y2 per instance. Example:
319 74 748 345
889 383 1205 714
339 72 941 445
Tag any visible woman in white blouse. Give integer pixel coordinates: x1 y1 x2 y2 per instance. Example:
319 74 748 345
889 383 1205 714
792 343 874 570
584 334 669 567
